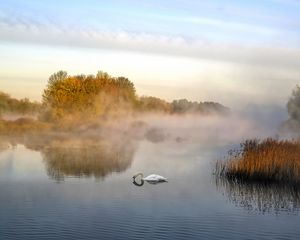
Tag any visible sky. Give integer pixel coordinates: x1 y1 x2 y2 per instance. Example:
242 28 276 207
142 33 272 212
0 0 300 109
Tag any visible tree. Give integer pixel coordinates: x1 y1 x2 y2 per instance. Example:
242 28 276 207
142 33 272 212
0 91 41 116
171 99 229 115
41 71 137 121
280 85 300 133
138 96 171 113
287 85 300 121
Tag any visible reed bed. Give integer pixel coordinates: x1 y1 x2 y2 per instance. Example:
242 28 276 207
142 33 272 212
216 138 300 184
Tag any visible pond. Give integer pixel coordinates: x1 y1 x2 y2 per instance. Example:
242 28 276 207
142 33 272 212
0 134 300 240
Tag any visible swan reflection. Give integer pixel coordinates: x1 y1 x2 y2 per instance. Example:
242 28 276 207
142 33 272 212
132 179 168 187
216 177 300 214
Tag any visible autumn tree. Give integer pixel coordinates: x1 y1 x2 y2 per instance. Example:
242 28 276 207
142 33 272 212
42 71 137 121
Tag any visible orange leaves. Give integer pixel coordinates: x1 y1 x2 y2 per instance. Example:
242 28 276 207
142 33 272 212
42 71 138 122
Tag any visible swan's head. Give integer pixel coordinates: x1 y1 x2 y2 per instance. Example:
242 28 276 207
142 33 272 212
133 172 143 179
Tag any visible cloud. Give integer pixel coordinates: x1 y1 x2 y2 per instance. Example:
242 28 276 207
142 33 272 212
158 15 279 36
1 6 300 109
0 13 300 72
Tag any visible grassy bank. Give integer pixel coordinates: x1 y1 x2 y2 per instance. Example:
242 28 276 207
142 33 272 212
0 118 51 135
216 138 300 184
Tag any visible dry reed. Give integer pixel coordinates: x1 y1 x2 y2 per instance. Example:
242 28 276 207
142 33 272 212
216 138 300 184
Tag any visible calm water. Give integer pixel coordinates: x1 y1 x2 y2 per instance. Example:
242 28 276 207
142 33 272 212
1 138 300 240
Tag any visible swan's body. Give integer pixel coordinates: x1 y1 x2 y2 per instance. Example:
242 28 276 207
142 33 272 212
142 174 167 182
133 173 167 183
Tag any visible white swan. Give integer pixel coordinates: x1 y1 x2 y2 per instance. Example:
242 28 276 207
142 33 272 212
133 173 167 182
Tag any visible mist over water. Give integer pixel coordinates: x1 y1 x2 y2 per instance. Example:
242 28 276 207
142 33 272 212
1 110 300 240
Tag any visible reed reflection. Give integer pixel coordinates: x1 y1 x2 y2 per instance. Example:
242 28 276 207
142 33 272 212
216 177 300 214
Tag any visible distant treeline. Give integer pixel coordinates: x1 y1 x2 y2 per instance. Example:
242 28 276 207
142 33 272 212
41 70 230 121
139 97 230 115
0 91 41 116
0 70 229 123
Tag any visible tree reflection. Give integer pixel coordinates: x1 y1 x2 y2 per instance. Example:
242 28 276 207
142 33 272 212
41 142 135 181
0 135 136 182
216 177 300 214
0 141 10 153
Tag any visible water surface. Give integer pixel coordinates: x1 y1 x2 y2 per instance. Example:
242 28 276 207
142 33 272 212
0 138 300 240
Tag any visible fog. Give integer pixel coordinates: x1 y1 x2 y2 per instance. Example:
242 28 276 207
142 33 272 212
0 101 293 181
0 105 287 149
0 110 285 180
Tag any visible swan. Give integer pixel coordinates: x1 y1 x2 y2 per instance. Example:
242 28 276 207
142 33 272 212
133 173 167 182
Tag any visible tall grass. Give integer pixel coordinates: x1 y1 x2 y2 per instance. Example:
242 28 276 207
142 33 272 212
216 138 300 184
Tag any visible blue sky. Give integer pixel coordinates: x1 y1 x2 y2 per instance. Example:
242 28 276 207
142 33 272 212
0 0 300 108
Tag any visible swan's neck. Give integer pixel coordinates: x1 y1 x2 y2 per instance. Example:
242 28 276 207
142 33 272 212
133 173 143 179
